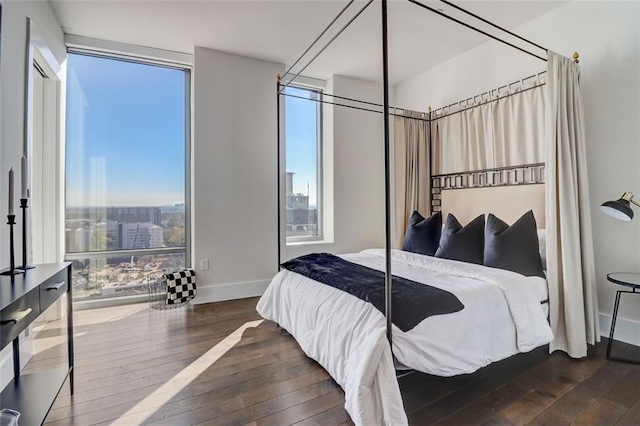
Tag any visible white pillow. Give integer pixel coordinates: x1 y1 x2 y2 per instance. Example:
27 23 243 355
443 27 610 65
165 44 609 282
537 229 546 270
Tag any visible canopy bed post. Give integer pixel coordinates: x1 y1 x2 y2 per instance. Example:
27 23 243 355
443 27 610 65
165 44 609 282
381 0 393 345
276 73 282 270
428 106 433 214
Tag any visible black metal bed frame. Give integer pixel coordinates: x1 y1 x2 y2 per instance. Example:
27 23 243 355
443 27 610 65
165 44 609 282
276 0 549 349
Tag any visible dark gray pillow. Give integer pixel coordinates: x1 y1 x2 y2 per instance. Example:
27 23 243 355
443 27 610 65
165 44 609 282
484 211 545 278
402 211 442 256
435 214 485 265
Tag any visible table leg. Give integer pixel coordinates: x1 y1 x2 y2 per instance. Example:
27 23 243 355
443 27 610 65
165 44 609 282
607 290 622 359
607 290 639 364
67 265 75 395
12 337 20 379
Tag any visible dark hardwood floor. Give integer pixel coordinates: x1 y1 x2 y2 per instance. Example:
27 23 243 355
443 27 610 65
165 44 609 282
31 297 639 425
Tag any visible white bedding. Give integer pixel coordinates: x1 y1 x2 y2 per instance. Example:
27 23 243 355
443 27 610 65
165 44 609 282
256 249 553 426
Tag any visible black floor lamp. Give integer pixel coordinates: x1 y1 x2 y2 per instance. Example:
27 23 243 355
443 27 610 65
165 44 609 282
601 192 639 221
600 191 640 364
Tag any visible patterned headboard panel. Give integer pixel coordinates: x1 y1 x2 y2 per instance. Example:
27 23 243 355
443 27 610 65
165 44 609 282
431 163 546 228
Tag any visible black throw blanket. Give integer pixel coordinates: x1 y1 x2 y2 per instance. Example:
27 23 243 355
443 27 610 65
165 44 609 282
281 253 464 332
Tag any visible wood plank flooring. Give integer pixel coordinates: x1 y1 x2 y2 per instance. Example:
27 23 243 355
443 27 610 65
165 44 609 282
29 297 639 425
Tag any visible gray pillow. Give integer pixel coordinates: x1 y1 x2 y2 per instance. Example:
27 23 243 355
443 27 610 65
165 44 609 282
484 211 545 278
402 211 442 256
435 214 485 265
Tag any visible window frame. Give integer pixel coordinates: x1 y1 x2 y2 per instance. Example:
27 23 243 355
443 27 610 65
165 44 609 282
63 48 192 305
284 84 324 244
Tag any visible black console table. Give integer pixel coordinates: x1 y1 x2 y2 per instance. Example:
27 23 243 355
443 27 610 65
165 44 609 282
0 263 74 426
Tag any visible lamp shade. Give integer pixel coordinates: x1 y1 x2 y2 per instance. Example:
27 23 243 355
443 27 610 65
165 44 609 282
600 198 634 222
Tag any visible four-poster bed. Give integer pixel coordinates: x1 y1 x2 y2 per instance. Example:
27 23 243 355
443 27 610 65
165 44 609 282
260 0 598 424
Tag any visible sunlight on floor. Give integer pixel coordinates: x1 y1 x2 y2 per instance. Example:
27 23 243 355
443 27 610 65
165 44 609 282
27 318 86 371
33 331 87 354
109 319 264 425
73 303 150 327
106 304 151 323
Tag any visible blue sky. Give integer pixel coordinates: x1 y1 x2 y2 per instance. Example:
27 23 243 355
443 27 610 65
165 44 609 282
66 53 318 208
285 87 319 206
66 53 186 207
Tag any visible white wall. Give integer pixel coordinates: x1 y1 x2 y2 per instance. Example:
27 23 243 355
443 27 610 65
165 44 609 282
0 0 66 267
192 47 390 302
396 0 640 344
192 47 283 302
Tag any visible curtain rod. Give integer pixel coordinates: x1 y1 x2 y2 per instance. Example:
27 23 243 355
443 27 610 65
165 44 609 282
431 71 546 120
407 0 547 62
281 80 545 124
281 86 428 119
280 71 544 124
433 83 545 120
280 90 432 123
325 92 429 120
432 162 545 179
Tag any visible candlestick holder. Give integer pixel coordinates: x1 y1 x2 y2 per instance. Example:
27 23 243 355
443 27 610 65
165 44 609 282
17 198 35 270
1 215 25 276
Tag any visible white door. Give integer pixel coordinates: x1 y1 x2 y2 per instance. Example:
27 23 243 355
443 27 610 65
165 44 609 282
31 61 59 264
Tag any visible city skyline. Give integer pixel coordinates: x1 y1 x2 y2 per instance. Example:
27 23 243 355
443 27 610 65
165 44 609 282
67 204 186 208
66 206 185 253
67 199 187 208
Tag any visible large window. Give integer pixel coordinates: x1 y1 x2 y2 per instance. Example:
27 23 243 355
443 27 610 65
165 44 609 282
285 86 322 242
65 53 190 301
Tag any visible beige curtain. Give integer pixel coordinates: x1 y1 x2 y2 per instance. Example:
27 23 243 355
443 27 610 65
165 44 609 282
545 51 599 358
393 112 430 248
431 85 545 175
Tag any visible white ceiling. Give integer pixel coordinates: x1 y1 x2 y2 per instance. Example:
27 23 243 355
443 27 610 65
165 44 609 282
50 0 569 84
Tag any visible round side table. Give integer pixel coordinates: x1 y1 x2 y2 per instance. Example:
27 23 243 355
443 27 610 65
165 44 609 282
606 272 640 364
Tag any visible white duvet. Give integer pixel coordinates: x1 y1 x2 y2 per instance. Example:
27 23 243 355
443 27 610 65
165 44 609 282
256 249 553 426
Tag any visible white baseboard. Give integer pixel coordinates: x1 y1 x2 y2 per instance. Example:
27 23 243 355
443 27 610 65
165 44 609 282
194 279 271 304
599 313 640 347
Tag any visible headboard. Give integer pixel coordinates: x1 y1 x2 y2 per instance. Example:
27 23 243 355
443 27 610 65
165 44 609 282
432 163 546 228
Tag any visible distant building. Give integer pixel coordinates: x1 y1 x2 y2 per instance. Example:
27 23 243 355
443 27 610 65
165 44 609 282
106 207 162 226
73 220 119 251
120 222 164 249
100 220 120 250
285 172 317 237
286 172 294 197
66 228 78 252
148 225 164 248
75 227 92 252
